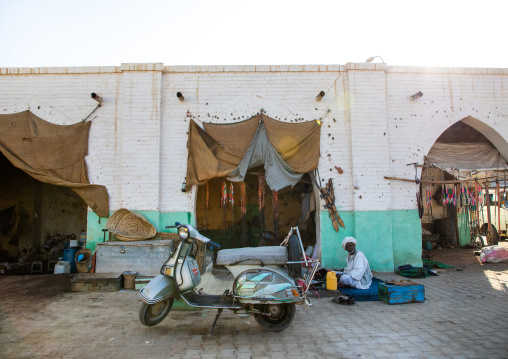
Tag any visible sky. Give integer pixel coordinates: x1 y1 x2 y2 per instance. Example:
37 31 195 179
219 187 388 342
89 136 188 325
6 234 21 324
0 0 506 69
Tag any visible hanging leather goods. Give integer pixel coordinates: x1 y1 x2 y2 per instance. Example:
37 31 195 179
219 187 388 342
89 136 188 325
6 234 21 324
426 187 431 208
205 181 209 235
258 173 265 211
497 177 501 234
229 183 234 208
442 185 446 206
221 181 227 208
240 182 246 216
441 169 446 206
417 181 424 219
453 184 457 207
272 190 279 221
258 173 266 234
240 182 247 246
272 190 279 239
206 181 209 209
230 182 235 245
425 168 432 211
414 164 424 218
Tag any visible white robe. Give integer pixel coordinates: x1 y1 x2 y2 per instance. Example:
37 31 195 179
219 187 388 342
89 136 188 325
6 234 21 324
343 250 372 289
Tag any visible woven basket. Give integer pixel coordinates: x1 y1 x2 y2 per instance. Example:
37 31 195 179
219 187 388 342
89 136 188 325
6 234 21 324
105 209 156 241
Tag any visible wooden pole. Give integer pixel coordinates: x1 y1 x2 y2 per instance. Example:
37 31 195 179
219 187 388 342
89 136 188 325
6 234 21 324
485 182 492 244
497 179 501 236
475 181 480 232
384 176 502 185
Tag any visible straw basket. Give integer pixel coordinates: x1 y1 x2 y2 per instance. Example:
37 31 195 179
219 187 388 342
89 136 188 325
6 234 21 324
75 248 92 273
105 209 156 241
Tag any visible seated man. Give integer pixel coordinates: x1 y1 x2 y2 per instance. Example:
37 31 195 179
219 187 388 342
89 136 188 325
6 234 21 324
336 237 372 289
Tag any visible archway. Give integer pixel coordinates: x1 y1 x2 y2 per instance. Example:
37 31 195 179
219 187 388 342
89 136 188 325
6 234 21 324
420 118 508 249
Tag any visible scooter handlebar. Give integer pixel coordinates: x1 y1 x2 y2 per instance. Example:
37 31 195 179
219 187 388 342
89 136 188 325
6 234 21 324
195 233 220 249
208 240 221 249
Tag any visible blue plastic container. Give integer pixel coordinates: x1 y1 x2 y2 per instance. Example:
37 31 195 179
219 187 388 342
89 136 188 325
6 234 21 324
63 246 80 273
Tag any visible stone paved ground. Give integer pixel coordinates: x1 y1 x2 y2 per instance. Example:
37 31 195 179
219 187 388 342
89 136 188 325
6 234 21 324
0 246 507 359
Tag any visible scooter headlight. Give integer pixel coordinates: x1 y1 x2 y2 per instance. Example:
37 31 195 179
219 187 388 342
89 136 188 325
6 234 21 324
178 226 190 240
162 266 174 276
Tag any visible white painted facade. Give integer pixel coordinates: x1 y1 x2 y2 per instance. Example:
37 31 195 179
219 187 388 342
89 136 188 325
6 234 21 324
1 63 507 220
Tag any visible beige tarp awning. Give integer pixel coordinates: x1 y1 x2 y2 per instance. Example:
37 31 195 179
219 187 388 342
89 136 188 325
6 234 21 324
186 114 321 189
0 111 109 217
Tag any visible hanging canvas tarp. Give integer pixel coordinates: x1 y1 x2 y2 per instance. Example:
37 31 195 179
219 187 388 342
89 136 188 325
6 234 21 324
427 121 508 170
427 142 507 170
185 114 321 190
0 111 109 217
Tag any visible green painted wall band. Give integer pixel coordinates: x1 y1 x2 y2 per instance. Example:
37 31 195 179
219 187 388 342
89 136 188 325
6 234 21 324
87 209 421 272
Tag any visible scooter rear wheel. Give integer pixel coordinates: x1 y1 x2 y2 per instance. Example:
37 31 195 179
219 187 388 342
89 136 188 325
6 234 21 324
254 303 296 332
139 298 174 326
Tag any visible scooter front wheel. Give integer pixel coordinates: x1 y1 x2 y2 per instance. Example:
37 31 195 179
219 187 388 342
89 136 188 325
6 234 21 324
254 303 296 332
139 298 174 326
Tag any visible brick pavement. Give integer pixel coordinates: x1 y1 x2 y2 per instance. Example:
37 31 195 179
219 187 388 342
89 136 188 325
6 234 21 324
0 247 507 359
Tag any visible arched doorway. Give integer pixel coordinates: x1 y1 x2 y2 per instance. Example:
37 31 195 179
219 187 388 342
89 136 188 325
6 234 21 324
420 118 508 249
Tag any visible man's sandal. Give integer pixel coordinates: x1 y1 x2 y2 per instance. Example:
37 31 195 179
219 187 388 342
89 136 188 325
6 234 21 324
331 296 355 305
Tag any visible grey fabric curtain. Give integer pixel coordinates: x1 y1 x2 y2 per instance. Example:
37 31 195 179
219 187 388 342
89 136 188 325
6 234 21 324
227 121 302 191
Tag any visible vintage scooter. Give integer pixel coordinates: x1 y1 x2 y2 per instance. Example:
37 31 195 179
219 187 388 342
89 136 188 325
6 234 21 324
138 223 319 333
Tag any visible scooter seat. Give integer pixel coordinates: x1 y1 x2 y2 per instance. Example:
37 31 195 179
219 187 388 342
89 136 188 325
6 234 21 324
216 246 288 266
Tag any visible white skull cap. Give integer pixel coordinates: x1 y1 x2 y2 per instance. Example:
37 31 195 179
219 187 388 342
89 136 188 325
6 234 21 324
341 236 357 250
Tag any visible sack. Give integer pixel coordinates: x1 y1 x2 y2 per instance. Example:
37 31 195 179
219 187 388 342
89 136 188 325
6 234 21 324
479 245 508 263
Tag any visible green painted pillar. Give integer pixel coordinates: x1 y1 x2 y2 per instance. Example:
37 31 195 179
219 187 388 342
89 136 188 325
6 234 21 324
391 209 422 269
458 210 471 246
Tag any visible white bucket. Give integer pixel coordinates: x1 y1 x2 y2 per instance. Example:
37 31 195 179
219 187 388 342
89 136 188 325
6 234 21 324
69 240 78 247
54 261 71 274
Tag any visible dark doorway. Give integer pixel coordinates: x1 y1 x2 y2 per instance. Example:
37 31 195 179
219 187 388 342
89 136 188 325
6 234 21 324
0 152 87 272
195 169 316 250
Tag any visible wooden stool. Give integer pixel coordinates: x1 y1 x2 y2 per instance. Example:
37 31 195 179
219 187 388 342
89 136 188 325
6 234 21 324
31 261 43 274
47 260 58 274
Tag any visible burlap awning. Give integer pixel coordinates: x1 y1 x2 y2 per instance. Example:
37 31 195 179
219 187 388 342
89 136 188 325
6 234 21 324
186 114 321 190
0 111 109 217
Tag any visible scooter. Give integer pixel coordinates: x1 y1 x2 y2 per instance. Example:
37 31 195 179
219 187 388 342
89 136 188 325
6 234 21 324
138 223 319 333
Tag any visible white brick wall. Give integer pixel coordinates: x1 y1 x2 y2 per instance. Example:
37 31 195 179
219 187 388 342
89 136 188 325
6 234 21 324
1 63 508 216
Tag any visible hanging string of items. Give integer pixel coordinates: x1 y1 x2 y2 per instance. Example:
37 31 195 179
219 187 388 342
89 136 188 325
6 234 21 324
240 182 247 246
414 164 424 219
205 181 209 236
272 190 279 240
229 183 235 246
425 167 433 221
221 181 227 246
221 182 227 208
258 173 266 234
